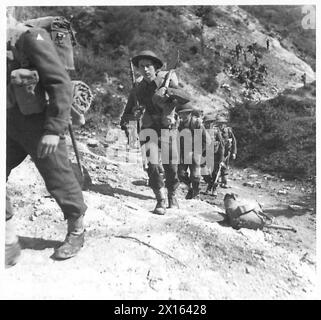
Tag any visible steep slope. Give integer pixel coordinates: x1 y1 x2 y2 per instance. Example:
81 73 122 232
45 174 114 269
3 130 316 299
176 6 315 116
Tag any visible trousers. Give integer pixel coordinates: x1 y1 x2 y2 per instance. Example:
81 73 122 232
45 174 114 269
6 107 87 221
178 153 202 185
141 128 179 192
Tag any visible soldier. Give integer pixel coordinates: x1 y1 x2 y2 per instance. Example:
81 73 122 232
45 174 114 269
243 49 247 62
201 113 225 196
215 116 237 188
121 50 190 215
235 42 242 61
177 105 210 199
258 64 268 76
247 44 253 54
6 13 87 266
301 72 307 87
266 38 270 50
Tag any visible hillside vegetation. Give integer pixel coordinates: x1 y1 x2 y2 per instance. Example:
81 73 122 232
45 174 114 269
13 5 316 179
231 81 316 179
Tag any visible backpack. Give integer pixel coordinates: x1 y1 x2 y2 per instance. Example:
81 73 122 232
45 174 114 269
7 16 93 125
224 193 273 230
24 16 76 71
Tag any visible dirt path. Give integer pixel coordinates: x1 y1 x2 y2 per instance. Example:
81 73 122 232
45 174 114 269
2 128 317 300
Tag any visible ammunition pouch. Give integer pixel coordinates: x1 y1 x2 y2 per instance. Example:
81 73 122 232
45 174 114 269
10 68 47 115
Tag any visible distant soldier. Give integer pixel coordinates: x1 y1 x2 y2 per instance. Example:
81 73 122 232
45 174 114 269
231 64 238 75
177 104 210 199
301 73 307 87
247 44 253 54
266 38 270 50
258 64 268 76
243 49 247 62
215 116 237 188
235 42 242 61
201 113 225 196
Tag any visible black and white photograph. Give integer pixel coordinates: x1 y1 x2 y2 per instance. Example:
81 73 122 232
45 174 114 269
2 0 319 301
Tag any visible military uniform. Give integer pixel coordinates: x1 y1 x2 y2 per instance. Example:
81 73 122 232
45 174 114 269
178 106 210 199
6 18 87 264
121 50 190 214
202 114 225 194
216 117 237 187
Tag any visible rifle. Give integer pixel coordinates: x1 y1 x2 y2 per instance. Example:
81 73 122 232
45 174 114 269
164 49 180 90
129 58 143 139
264 224 297 233
156 50 181 129
68 123 91 190
211 151 230 195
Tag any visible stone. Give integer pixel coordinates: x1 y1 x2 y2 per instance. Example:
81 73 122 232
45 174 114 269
254 181 262 188
87 139 99 147
243 181 255 187
288 204 304 211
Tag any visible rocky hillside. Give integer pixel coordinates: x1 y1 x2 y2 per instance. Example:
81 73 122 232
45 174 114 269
3 132 317 299
14 5 315 120
4 5 317 300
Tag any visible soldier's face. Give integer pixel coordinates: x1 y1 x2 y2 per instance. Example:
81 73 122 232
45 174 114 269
138 59 157 82
204 121 211 129
180 112 191 124
191 115 202 129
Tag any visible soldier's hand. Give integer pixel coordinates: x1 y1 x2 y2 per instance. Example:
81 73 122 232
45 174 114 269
232 153 237 160
220 162 226 168
37 135 60 158
120 124 128 131
157 87 167 96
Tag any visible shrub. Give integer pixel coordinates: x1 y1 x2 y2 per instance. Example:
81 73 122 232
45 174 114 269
230 94 316 178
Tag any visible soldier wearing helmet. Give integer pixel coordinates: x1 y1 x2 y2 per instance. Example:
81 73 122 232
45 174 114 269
121 50 190 215
201 113 225 195
177 104 210 199
215 115 237 188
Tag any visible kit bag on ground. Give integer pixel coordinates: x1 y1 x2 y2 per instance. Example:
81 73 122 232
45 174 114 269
224 193 273 230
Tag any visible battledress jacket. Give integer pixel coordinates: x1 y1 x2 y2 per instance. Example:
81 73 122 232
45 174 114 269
121 71 190 131
178 118 212 157
7 25 72 136
220 126 237 156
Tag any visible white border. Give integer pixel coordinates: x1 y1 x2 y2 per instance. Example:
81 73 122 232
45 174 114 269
0 0 319 299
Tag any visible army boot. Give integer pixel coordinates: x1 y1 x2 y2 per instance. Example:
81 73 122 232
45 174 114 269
168 189 179 209
203 175 213 194
206 183 213 194
221 175 228 188
192 181 200 199
153 188 166 215
53 215 85 260
5 218 21 268
185 185 193 199
212 185 218 197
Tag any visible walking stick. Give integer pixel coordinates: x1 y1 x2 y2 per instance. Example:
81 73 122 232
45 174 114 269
68 123 83 177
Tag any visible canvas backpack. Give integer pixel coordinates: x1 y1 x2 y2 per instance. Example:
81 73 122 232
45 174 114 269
7 16 92 125
24 16 76 71
224 193 274 230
